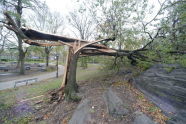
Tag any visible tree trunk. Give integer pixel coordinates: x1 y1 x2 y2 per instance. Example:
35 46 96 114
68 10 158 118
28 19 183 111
63 48 79 101
45 47 51 67
46 53 49 67
20 53 25 74
16 0 25 75
17 35 25 75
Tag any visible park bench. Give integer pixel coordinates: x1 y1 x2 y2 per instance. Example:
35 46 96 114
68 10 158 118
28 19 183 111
14 78 38 88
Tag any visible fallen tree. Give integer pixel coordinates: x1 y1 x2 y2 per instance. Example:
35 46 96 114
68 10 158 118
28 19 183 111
2 12 151 101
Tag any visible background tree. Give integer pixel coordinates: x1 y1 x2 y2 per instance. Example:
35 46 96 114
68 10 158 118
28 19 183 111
88 0 148 48
85 0 150 66
138 0 186 67
0 25 19 60
0 0 42 74
29 3 64 67
68 9 95 68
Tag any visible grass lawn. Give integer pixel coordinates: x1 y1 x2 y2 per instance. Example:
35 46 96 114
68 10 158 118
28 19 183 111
0 64 107 112
0 64 109 123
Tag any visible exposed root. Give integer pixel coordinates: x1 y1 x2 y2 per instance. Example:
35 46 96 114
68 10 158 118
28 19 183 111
48 87 65 103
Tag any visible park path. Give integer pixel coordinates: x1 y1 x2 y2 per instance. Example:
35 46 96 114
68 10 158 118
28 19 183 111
0 65 64 91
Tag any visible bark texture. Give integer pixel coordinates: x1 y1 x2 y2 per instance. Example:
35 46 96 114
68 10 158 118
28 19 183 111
64 48 79 101
16 0 26 75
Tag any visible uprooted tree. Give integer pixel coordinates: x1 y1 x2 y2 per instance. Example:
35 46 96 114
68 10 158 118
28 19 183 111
2 12 151 101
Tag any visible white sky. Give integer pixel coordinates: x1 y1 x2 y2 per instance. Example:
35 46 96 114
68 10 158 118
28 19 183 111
44 0 162 21
43 0 163 38
43 0 81 36
44 0 78 16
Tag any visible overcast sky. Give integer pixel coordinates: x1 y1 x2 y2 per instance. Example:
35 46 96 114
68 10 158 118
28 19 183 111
44 0 162 22
44 0 78 16
42 0 163 38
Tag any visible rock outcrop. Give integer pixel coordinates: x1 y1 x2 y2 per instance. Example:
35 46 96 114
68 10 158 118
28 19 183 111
69 99 94 124
103 88 129 117
134 64 186 123
133 111 155 124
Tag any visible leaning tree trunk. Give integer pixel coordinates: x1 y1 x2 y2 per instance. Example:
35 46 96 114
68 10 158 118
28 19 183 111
62 47 79 101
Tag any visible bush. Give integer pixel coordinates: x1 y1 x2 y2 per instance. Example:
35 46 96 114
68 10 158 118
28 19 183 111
46 66 56 72
136 61 153 71
100 56 131 71
178 55 186 67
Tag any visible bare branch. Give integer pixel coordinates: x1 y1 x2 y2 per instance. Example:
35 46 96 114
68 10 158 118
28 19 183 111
144 0 167 27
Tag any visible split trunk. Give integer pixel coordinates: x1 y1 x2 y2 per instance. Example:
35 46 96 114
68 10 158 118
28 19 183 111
62 47 79 101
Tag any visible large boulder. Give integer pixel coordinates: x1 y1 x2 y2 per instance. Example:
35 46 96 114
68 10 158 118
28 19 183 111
69 99 94 124
166 110 186 124
134 64 186 123
133 111 155 124
103 88 129 117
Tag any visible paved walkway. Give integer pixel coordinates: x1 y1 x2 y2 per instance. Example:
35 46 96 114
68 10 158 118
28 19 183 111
0 66 64 91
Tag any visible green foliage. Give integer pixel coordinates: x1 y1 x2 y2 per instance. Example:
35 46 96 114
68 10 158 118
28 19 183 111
0 103 12 111
79 57 88 69
46 66 56 72
148 106 158 113
100 57 118 71
25 59 44 63
2 116 32 124
100 56 132 72
136 61 153 71
179 55 186 67
89 0 149 50
164 66 176 73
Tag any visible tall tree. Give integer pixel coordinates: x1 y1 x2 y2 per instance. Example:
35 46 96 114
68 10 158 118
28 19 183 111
166 0 186 51
139 0 186 64
88 0 148 50
0 0 42 74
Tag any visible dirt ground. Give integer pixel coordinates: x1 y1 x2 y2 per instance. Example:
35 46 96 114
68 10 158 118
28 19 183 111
31 72 167 124
0 68 168 124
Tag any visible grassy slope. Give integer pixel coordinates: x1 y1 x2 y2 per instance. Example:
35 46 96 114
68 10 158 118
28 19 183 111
0 64 168 124
0 64 104 109
0 64 108 123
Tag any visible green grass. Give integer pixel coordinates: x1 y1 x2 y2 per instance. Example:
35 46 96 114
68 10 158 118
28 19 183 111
0 89 16 108
25 60 44 63
0 79 59 124
0 64 103 106
77 64 107 81
0 63 112 123
0 64 110 124
164 66 176 73
22 78 62 98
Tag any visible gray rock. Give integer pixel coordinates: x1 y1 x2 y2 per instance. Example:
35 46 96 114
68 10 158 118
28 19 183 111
166 110 186 124
134 64 186 124
69 99 94 124
103 88 129 117
133 111 156 124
